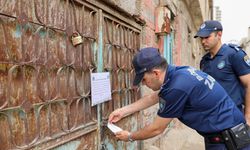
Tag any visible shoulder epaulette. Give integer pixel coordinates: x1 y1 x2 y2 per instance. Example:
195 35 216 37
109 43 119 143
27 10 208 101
228 43 241 51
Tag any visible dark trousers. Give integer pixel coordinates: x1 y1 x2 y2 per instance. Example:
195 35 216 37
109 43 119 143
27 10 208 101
204 122 250 150
205 142 250 150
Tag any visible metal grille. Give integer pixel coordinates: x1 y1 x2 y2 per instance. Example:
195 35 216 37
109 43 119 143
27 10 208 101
102 16 141 119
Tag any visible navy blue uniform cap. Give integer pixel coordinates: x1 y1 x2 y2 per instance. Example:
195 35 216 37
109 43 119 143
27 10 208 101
194 20 223 38
132 47 164 86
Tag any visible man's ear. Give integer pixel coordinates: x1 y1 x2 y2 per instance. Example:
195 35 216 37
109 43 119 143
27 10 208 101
217 31 222 37
152 69 161 77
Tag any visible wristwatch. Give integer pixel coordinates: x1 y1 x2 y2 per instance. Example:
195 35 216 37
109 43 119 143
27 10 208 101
128 132 134 142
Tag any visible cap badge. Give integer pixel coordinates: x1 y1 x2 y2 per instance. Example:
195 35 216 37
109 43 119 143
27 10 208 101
200 23 206 29
217 60 225 69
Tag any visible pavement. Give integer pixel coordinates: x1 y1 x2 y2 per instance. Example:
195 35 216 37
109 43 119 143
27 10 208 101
143 120 205 150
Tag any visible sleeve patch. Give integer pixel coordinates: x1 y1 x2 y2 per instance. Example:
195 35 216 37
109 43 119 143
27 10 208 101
158 97 166 113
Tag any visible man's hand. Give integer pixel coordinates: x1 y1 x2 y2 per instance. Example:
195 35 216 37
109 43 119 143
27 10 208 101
108 108 124 123
115 130 130 142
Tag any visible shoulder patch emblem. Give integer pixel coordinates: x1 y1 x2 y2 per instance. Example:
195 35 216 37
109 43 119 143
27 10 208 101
159 97 166 113
217 60 225 69
244 55 250 66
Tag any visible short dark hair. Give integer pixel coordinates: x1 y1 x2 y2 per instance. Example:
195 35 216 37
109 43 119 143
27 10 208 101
147 56 168 72
213 31 221 36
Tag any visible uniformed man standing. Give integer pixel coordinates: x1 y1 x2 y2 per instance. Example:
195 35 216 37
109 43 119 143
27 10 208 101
109 47 250 150
194 20 250 125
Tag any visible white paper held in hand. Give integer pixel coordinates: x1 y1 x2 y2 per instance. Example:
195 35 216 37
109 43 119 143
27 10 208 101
107 123 123 133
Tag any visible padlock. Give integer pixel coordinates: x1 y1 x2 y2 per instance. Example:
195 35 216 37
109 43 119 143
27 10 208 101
71 32 83 46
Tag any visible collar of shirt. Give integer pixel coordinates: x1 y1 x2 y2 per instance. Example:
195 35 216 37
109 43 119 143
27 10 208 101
161 65 175 87
203 44 227 60
159 65 174 96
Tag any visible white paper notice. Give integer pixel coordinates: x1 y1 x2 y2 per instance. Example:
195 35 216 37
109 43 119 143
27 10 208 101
91 72 112 106
107 123 123 133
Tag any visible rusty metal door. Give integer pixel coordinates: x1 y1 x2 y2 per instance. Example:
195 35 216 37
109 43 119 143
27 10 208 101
100 9 142 150
0 0 141 149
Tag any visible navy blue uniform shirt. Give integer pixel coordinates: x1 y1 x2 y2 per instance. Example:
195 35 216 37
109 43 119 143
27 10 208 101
158 65 245 134
200 44 250 106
